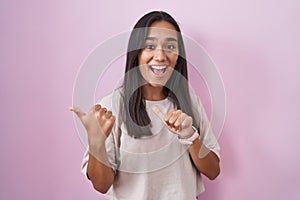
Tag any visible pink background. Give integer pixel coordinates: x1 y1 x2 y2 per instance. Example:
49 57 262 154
1 0 300 199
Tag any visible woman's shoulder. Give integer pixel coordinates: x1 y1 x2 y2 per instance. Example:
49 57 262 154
188 90 207 117
96 87 124 111
189 90 201 106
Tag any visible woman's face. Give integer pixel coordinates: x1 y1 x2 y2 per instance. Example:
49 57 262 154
138 20 179 88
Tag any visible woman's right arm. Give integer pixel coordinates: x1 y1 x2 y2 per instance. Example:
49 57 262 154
87 149 115 193
70 104 116 193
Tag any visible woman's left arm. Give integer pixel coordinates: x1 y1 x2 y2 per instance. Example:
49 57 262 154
152 107 220 180
188 138 220 180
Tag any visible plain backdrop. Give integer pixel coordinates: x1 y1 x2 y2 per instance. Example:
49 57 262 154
1 0 300 199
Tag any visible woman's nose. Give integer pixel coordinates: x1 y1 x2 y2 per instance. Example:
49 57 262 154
153 48 167 61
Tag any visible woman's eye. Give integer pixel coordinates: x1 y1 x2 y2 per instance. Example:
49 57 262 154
166 44 177 50
144 44 155 49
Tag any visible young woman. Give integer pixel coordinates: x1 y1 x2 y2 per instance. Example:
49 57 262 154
70 11 220 200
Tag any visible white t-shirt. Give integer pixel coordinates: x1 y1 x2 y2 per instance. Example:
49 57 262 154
81 88 220 200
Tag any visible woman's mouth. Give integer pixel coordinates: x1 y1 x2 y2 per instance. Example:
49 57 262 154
149 65 167 77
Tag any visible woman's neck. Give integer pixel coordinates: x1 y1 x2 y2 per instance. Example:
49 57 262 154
142 85 167 101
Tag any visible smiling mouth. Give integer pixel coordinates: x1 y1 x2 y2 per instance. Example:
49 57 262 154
149 65 167 77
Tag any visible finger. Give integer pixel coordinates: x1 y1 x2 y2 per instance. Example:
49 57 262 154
99 107 107 115
105 111 112 118
168 110 182 125
69 106 86 118
174 115 183 129
152 106 180 134
108 115 115 123
174 112 189 128
165 109 176 121
87 105 101 115
181 115 192 128
151 106 166 122
94 104 101 111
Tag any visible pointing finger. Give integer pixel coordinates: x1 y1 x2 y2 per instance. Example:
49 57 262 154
152 106 180 135
151 106 165 122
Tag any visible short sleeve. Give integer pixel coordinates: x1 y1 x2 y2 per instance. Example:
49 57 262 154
190 94 221 159
80 133 119 178
81 149 89 177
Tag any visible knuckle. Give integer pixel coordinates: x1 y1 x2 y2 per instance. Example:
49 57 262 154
167 110 174 115
99 107 106 113
106 111 112 115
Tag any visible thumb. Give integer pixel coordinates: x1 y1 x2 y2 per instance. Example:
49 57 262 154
69 106 86 118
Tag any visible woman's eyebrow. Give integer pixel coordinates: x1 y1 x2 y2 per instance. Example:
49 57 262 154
145 37 157 41
165 37 177 42
145 37 177 42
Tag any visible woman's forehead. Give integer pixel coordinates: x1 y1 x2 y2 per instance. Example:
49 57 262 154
146 27 178 41
146 21 178 40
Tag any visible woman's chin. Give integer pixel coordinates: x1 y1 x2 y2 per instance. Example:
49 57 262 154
145 80 167 88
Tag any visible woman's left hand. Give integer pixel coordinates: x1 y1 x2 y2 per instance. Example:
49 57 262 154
153 107 194 139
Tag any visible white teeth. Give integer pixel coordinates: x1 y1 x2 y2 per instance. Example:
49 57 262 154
150 65 167 70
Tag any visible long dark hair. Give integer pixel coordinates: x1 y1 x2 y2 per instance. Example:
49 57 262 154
123 11 198 138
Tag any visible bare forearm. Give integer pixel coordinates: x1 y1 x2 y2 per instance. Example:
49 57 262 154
188 139 220 180
70 105 116 193
87 145 115 193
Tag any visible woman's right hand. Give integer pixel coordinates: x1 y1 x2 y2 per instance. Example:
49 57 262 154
69 105 115 146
